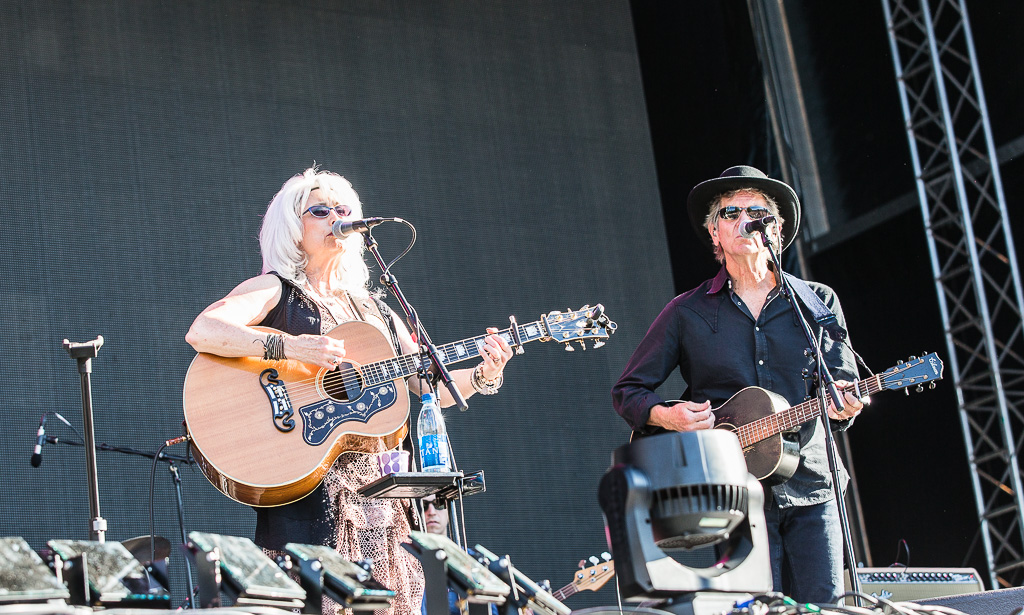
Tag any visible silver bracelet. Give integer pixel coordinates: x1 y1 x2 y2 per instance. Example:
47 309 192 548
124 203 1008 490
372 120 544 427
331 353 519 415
471 363 503 395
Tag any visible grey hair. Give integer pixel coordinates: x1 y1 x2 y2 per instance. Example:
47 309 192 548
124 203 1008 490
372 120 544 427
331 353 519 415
703 188 785 263
259 168 371 298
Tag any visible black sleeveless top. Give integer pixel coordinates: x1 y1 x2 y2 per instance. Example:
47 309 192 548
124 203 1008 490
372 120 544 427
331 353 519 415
253 274 404 551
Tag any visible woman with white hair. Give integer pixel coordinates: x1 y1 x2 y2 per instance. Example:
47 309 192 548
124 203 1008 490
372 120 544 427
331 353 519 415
186 167 513 615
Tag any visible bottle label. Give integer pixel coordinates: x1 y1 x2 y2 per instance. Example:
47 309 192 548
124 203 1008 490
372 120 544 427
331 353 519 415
419 433 450 471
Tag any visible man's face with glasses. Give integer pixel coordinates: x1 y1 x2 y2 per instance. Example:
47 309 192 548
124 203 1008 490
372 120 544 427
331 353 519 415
423 495 448 535
709 191 780 258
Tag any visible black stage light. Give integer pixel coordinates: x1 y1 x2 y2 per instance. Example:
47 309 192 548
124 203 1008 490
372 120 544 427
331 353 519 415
598 430 772 615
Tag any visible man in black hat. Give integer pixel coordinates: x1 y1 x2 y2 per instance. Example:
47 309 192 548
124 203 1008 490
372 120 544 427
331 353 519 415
611 166 865 604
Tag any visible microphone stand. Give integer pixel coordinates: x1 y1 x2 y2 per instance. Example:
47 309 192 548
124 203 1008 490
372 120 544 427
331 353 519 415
62 336 107 542
758 231 863 606
41 435 197 603
360 227 471 550
361 231 468 410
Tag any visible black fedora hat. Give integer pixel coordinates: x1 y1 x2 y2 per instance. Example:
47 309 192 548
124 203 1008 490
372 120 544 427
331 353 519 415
686 165 801 251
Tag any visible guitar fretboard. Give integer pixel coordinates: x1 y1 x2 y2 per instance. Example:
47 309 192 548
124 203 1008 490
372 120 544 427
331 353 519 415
355 320 551 387
734 375 885 448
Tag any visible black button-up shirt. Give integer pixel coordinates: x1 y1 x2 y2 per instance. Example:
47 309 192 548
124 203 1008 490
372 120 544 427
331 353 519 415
611 266 858 507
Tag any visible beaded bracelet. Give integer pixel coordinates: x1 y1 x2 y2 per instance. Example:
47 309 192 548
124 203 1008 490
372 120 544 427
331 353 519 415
471 363 503 395
263 333 287 361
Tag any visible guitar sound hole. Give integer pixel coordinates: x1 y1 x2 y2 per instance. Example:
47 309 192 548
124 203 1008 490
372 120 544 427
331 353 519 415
323 367 360 402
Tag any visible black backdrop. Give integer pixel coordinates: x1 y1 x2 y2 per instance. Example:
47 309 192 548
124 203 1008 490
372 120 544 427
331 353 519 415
0 0 674 607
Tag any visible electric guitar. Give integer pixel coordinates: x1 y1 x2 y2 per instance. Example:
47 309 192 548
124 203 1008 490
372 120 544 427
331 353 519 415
550 558 615 601
670 353 944 484
183 305 616 506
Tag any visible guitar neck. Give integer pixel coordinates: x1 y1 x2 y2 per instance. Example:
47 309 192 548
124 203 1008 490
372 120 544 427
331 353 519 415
550 583 577 602
359 320 548 387
735 374 883 448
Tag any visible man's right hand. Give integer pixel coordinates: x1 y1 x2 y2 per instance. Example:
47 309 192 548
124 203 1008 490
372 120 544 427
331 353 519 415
649 400 715 431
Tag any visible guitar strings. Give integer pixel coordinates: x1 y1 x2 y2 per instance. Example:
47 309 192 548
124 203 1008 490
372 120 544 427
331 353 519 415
726 374 884 445
237 325 538 410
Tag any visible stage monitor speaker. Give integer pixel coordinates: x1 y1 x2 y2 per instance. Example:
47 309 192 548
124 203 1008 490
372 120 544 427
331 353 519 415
844 567 984 602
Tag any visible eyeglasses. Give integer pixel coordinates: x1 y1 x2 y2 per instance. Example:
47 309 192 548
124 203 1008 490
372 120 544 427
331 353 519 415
717 205 772 221
424 498 447 511
303 204 352 219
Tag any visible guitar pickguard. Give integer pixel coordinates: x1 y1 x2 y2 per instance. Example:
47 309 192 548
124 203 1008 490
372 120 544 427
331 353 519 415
299 384 399 446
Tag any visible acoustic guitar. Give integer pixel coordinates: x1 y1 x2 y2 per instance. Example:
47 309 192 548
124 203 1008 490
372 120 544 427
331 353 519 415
183 305 616 506
667 353 944 484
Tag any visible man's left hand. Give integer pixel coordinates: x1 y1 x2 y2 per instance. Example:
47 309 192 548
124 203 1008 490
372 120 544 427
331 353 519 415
825 379 865 421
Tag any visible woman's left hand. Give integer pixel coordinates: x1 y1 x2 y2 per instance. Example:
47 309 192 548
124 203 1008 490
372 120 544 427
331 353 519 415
480 327 513 380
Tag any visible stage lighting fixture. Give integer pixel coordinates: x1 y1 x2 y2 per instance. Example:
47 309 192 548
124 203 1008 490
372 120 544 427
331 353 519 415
186 531 305 610
48 539 170 608
404 531 510 615
285 542 396 613
598 430 772 614
0 537 69 604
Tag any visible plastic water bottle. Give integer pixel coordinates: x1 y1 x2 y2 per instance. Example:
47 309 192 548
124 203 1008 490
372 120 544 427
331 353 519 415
417 392 451 472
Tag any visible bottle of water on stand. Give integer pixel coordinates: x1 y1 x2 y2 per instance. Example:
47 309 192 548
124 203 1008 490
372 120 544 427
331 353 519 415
417 391 451 472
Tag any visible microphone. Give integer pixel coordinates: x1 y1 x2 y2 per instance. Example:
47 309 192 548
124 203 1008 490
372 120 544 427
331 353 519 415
739 215 777 239
30 414 47 467
331 217 399 238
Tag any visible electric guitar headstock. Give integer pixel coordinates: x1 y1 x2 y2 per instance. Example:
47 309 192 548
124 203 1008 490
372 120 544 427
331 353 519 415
568 555 615 593
540 305 617 351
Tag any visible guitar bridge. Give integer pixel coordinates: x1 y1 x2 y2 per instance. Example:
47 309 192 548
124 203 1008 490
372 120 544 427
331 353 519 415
260 369 295 433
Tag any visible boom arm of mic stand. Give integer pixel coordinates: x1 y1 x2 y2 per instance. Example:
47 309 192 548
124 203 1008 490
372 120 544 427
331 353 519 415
361 232 469 410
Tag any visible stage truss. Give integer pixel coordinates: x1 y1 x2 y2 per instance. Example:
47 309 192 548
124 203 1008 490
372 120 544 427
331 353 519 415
882 0 1024 589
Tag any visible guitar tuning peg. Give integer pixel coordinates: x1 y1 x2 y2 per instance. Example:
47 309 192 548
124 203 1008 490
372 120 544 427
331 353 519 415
909 355 918 361
916 383 924 393
593 340 605 349
904 387 910 396
601 552 611 561
565 344 575 352
897 360 905 365
578 560 587 569
929 381 936 389
589 556 599 565
578 341 586 350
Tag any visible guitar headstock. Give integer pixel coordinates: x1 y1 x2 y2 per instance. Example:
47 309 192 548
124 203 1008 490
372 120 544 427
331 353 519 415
541 305 617 350
570 557 615 592
880 352 944 393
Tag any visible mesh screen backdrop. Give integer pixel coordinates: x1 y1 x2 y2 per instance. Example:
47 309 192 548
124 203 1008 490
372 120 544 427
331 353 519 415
0 0 678 607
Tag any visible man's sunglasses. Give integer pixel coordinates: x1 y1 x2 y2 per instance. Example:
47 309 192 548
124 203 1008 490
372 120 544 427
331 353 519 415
303 204 352 218
717 205 772 221
424 498 446 510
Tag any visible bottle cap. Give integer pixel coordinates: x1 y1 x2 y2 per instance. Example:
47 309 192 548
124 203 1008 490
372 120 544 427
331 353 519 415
421 391 436 404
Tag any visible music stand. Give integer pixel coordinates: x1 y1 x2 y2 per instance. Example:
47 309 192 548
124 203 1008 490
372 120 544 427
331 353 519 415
284 543 395 614
0 537 69 604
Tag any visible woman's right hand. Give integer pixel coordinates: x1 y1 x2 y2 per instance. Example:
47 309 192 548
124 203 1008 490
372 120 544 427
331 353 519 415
283 334 347 370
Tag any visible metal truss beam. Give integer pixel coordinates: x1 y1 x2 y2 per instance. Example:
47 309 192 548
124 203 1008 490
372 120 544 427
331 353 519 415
882 0 1024 589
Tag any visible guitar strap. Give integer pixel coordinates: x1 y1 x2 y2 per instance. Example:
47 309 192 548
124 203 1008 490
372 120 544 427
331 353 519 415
783 274 848 342
370 297 403 356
